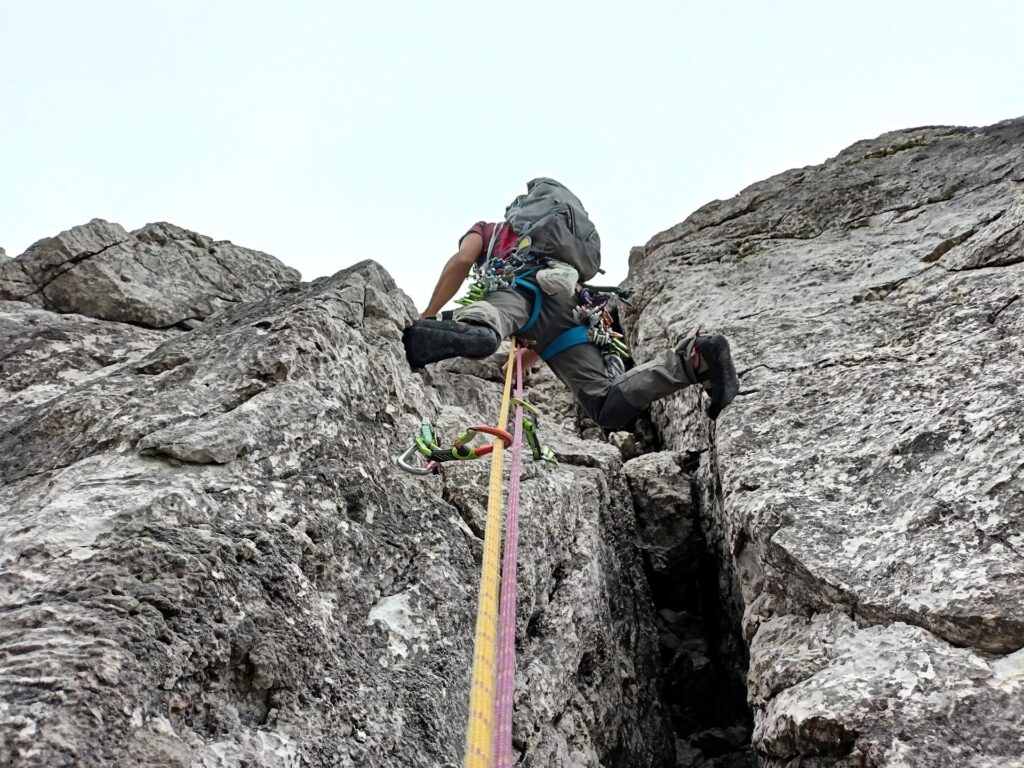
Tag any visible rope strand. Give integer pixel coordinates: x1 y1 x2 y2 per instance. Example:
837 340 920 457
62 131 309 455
494 348 526 766
463 339 517 768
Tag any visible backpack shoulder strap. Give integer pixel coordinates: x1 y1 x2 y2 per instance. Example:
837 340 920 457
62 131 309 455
485 222 503 261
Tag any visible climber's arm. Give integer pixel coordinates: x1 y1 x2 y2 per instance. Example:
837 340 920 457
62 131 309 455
420 233 483 318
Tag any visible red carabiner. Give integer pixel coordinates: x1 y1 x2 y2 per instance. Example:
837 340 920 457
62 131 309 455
452 425 515 458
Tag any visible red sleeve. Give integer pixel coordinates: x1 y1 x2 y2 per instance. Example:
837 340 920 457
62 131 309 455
462 222 497 268
459 221 492 249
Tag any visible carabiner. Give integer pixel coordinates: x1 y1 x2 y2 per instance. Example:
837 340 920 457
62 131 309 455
394 444 438 475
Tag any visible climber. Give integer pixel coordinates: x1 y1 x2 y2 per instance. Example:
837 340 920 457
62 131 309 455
403 179 739 429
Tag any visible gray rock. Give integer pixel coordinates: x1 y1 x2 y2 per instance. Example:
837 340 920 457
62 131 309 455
0 300 172 428
609 431 641 461
0 257 37 303
941 193 1024 270
0 258 670 766
624 452 696 579
751 613 1024 765
6 115 1023 767
625 116 1024 765
0 219 300 328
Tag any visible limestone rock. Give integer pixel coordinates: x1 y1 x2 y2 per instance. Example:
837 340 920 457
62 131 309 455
751 612 1024 766
624 452 696 581
625 116 1024 765
0 257 669 766
0 219 300 328
0 301 172 428
6 115 1023 768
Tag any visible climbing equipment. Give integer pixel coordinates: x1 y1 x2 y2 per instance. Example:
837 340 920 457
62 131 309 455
493 349 526 767
393 409 554 475
510 269 543 335
514 398 558 465
394 421 514 474
455 249 544 336
535 262 579 299
576 287 630 377
456 225 533 306
529 286 630 379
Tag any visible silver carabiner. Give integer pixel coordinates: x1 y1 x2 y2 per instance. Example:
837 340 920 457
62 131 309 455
394 444 437 475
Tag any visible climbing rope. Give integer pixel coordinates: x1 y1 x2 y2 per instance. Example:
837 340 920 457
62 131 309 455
494 348 527 767
463 338 517 768
391 337 557 766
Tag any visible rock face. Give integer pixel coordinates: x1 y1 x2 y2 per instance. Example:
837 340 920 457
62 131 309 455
0 303 172 426
0 220 300 328
0 225 670 765
624 451 754 766
624 117 1024 765
3 116 1022 768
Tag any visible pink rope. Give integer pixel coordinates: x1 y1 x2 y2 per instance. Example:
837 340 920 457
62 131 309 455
494 349 525 767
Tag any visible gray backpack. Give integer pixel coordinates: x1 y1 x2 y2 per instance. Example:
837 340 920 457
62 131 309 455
504 178 602 282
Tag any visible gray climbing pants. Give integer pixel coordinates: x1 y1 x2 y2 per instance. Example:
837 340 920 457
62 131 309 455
453 285 696 430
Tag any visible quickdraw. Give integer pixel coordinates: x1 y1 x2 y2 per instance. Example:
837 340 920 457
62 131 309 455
456 232 537 307
513 398 557 465
394 412 555 475
456 257 528 306
574 287 630 378
394 421 513 474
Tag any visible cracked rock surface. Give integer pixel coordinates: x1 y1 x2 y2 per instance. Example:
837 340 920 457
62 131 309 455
0 225 669 765
624 116 1024 766
4 116 1023 768
0 219 300 328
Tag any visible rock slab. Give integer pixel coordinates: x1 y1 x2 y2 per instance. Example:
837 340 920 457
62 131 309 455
0 219 300 328
0 235 671 766
624 117 1024 766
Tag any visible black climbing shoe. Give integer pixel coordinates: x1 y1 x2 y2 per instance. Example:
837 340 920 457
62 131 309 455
690 334 739 420
403 319 500 369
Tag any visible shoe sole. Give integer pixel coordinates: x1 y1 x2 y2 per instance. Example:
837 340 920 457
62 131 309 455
696 334 739 419
403 320 499 368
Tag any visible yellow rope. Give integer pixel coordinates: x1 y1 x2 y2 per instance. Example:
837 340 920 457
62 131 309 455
463 337 517 768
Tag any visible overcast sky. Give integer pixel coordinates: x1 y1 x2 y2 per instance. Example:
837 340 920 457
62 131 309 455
2 1 1022 311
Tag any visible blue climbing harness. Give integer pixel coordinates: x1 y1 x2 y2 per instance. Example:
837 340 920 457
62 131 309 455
541 325 591 361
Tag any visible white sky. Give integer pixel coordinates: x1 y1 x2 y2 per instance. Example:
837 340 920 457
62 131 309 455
2 1 1022 311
